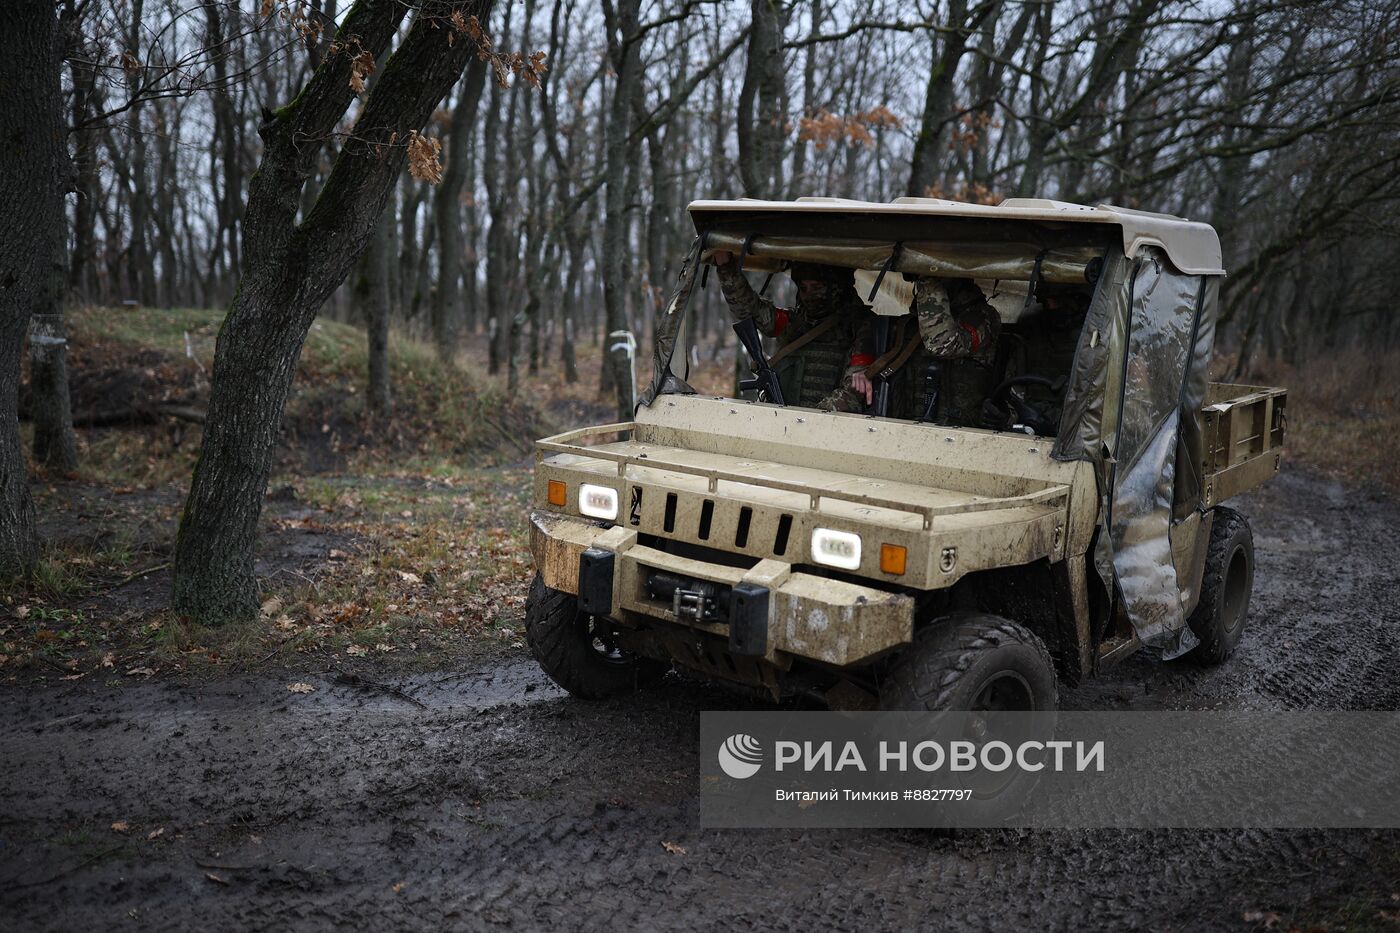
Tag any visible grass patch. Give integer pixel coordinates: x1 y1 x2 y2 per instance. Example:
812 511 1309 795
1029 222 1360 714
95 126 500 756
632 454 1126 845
1233 349 1400 491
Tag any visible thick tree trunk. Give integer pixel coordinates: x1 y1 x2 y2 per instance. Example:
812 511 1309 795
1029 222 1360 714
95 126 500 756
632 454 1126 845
173 0 495 622
1 0 64 575
907 0 974 197
736 0 785 198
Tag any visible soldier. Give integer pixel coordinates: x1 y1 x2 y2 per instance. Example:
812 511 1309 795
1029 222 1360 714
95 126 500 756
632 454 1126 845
711 251 871 410
1012 285 1091 432
839 276 1000 425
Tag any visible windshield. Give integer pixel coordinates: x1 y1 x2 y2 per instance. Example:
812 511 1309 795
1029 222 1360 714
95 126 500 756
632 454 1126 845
642 233 1104 439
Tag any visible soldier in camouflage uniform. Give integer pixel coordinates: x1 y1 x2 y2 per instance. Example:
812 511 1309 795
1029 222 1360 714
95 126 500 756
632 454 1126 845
712 252 871 410
838 277 1000 424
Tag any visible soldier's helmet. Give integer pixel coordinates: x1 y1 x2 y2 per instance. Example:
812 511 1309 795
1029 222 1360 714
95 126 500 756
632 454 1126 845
788 262 855 287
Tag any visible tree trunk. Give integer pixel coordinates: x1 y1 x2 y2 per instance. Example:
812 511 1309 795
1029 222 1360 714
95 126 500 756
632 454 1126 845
1 0 64 575
601 0 643 420
28 220 78 472
172 0 496 622
736 0 785 198
366 213 393 413
907 0 979 197
431 60 487 358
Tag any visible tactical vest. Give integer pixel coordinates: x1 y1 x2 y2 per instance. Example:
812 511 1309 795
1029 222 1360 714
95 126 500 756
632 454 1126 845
893 344 997 426
775 305 862 408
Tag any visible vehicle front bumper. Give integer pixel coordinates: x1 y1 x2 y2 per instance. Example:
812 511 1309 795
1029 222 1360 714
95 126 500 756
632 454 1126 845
529 510 913 668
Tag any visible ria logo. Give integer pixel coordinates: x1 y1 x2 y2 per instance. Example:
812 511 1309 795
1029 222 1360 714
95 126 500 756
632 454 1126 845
718 733 764 779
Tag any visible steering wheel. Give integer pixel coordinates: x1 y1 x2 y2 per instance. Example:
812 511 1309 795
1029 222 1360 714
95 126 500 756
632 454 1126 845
990 374 1065 436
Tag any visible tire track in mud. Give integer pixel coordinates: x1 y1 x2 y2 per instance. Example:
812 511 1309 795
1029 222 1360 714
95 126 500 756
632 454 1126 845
2 468 1398 931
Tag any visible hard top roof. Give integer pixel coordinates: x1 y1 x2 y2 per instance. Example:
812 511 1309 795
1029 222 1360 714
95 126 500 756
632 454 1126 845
687 196 1224 276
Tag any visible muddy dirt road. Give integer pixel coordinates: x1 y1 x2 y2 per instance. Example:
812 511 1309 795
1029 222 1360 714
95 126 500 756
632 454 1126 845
3 467 1398 931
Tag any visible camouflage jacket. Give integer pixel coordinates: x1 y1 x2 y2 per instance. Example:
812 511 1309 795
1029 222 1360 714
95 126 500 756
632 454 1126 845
913 277 1000 363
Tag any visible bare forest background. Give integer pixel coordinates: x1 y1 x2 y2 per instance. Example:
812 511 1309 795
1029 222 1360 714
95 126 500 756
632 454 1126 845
42 0 1400 378
3 0 1400 628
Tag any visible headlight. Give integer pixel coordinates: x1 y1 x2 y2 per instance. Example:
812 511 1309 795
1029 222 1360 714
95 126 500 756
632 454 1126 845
810 528 862 570
578 483 619 521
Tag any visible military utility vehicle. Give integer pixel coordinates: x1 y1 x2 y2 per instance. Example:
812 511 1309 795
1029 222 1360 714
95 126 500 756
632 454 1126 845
524 198 1286 712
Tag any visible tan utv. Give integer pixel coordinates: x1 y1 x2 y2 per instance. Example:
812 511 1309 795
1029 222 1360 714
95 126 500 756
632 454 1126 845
523 197 1287 712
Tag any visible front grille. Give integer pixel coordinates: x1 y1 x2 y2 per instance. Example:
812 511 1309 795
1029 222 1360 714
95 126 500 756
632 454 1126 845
638 485 796 562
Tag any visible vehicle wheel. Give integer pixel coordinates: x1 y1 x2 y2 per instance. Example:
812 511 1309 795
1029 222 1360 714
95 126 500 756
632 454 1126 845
879 614 1057 820
1187 506 1254 665
879 613 1057 712
524 574 667 699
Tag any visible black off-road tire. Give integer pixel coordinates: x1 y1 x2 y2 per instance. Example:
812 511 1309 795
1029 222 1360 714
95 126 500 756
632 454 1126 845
878 614 1057 821
879 613 1058 712
524 574 667 700
1187 506 1255 665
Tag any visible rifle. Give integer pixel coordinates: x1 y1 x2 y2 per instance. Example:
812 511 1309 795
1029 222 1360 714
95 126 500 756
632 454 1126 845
871 316 892 417
733 316 787 405
916 360 942 424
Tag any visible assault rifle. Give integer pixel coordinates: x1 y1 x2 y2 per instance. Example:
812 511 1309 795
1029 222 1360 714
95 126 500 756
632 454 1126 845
733 316 786 405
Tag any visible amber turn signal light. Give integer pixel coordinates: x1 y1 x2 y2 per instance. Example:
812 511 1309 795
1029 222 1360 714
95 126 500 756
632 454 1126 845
880 543 907 576
547 480 567 507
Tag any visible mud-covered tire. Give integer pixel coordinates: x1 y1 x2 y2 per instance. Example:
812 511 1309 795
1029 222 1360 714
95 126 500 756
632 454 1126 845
524 574 667 700
1187 506 1255 666
879 613 1058 712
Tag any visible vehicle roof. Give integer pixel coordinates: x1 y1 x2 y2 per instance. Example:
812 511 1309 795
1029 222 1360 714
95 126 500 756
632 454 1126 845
687 196 1225 276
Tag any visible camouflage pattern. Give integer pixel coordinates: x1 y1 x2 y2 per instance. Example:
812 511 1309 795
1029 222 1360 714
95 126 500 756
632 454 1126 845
716 261 869 408
907 278 1002 426
914 278 999 363
817 381 867 413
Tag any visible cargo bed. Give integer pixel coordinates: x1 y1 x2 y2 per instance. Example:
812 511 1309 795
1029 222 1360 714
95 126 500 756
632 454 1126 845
1201 382 1287 505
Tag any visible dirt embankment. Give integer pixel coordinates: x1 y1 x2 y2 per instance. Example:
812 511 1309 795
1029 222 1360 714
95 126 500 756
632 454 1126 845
2 466 1398 931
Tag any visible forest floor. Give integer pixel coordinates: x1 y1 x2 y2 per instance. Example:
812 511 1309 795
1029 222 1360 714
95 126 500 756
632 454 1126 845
2 309 1399 929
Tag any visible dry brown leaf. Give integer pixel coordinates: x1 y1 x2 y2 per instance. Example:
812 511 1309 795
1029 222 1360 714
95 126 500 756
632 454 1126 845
287 682 315 694
349 49 375 94
101 652 115 668
205 872 228 885
260 597 283 618
346 645 367 657
661 841 686 855
111 820 130 833
397 571 422 584
148 827 165 840
126 666 155 677
405 132 443 185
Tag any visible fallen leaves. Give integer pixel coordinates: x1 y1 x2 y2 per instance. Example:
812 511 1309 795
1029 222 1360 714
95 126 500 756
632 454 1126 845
287 682 316 694
205 872 229 885
661 841 686 856
125 666 156 678
148 827 165 841
111 820 131 833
